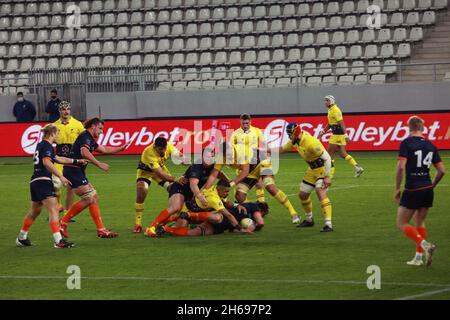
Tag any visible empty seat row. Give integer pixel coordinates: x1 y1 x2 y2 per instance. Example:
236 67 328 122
2 0 447 16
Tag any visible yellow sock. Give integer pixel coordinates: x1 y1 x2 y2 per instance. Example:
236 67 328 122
274 190 297 216
345 155 357 168
320 197 332 223
135 202 144 226
301 196 313 214
331 160 335 178
256 188 265 203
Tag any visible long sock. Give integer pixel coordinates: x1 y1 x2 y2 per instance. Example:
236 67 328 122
274 190 297 215
301 196 313 217
18 217 34 240
416 227 427 254
151 209 171 227
49 221 62 243
321 198 332 227
189 212 210 223
403 225 424 245
345 155 358 168
331 160 335 178
164 226 189 236
135 202 144 226
256 188 265 203
62 200 86 224
89 203 105 230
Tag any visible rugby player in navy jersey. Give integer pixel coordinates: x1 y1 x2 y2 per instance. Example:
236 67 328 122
16 124 88 248
395 116 446 267
60 118 129 238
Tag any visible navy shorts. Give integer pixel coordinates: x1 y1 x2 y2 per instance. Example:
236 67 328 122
63 166 89 189
400 188 434 209
212 220 233 235
30 180 56 202
168 182 192 199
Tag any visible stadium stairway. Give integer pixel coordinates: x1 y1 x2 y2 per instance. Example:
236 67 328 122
401 4 450 81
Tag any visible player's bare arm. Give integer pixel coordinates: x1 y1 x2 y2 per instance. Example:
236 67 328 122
54 155 88 166
394 159 406 203
203 168 220 190
81 146 109 172
223 199 247 214
42 157 71 187
231 164 250 187
319 124 331 138
320 151 333 188
96 143 130 155
432 162 446 188
153 167 186 184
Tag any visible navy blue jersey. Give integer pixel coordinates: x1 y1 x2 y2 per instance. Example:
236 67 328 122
229 202 259 220
31 140 55 180
399 136 442 190
70 131 98 169
184 164 214 189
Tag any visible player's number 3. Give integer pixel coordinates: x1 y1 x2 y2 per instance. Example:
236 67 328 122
33 151 40 165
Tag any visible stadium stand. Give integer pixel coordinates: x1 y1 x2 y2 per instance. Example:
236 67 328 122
0 0 449 94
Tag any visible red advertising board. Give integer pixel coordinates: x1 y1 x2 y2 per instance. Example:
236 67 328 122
1 112 449 157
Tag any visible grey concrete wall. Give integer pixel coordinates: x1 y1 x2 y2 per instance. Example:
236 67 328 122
85 82 450 120
0 94 39 122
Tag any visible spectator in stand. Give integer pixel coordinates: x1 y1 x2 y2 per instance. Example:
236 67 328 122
13 92 36 122
45 89 61 122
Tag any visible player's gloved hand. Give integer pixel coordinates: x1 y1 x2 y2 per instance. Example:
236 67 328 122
323 176 332 189
60 176 72 187
99 162 109 172
393 189 401 203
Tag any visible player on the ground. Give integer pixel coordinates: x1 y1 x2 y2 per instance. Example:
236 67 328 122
16 124 87 248
52 101 84 215
133 137 186 233
203 142 299 224
395 116 445 267
146 180 245 236
159 202 268 237
230 113 266 203
318 95 364 178
273 123 334 232
59 117 129 238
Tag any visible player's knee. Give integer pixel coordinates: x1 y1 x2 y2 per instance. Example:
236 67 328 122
299 191 310 200
209 214 222 224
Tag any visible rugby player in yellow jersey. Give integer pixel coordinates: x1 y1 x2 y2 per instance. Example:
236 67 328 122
274 123 334 232
52 101 85 214
230 113 266 203
318 95 364 178
133 137 187 233
203 142 300 224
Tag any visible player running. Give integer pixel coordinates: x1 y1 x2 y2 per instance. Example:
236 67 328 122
133 137 186 233
318 95 364 178
230 113 266 203
159 202 268 237
273 123 334 232
16 124 87 248
59 118 129 238
395 116 445 267
52 101 84 214
203 142 299 224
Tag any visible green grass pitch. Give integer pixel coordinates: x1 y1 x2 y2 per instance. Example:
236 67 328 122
0 151 449 300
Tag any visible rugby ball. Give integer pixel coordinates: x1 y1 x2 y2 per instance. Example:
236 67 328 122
240 218 255 229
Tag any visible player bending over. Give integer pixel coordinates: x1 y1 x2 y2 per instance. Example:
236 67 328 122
16 124 87 248
203 142 298 224
318 95 364 178
395 116 445 267
273 123 334 232
59 118 129 238
159 202 268 237
134 137 186 233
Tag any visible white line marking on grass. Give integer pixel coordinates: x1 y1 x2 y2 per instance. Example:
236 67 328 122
0 275 449 289
395 287 450 300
